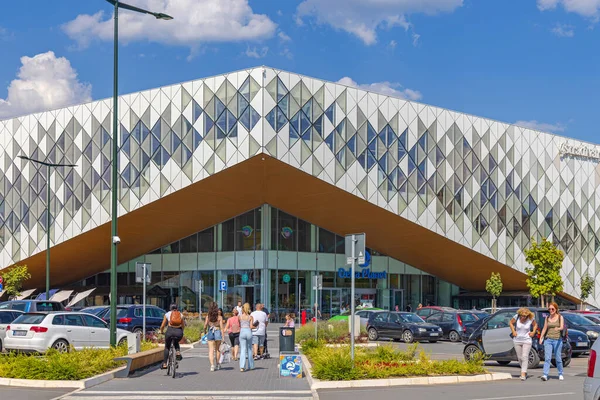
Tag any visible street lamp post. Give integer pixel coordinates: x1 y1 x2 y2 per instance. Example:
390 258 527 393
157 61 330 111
104 0 172 346
17 156 76 301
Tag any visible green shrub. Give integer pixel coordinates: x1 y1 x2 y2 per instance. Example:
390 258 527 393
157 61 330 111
295 321 367 344
0 343 158 381
184 319 203 343
306 343 486 381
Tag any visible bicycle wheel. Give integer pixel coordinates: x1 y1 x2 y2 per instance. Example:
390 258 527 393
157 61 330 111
166 346 173 376
170 346 177 378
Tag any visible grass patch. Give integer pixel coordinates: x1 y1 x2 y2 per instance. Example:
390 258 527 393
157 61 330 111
295 321 367 344
0 342 157 381
183 319 203 343
303 342 486 381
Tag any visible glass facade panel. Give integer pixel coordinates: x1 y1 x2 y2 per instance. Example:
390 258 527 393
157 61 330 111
221 218 235 251
318 228 335 253
235 210 256 250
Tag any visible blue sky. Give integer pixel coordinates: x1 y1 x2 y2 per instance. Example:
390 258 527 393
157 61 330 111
0 0 598 144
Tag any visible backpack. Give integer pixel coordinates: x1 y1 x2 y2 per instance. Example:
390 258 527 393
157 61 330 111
170 310 183 327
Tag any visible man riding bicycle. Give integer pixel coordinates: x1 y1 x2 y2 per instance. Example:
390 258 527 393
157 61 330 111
160 303 185 369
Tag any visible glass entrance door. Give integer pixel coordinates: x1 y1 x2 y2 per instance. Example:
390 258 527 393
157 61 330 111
391 289 404 311
320 289 342 319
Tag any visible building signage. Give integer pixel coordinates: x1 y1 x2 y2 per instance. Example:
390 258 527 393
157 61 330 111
559 142 600 161
241 225 253 237
337 268 387 280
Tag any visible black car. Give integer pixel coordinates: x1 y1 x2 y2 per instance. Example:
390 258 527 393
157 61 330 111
463 308 572 369
562 312 600 344
367 311 443 343
425 310 485 342
568 328 591 357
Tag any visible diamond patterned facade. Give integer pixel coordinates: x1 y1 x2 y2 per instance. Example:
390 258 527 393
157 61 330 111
0 67 599 305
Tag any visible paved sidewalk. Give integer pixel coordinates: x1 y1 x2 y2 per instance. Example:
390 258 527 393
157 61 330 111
59 328 312 399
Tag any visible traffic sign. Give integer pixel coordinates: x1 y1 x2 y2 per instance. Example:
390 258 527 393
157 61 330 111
312 275 322 290
135 262 151 284
345 233 366 265
0 283 3 292
219 280 228 291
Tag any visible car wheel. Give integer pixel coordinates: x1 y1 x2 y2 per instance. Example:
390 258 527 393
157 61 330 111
496 360 511 366
118 337 127 347
368 328 378 341
402 330 414 343
52 339 69 353
463 344 481 361
448 330 460 342
133 327 143 334
527 348 540 369
429 340 438 343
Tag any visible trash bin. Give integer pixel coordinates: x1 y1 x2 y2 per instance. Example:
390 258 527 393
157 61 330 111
279 326 295 353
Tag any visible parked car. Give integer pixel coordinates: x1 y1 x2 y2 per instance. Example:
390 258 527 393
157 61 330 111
0 300 65 313
570 328 592 357
584 337 600 400
463 308 572 369
328 308 383 327
585 315 600 325
425 311 485 342
562 312 600 344
96 304 166 333
366 311 443 343
4 312 130 353
415 306 456 319
481 307 504 313
0 310 24 352
80 306 109 316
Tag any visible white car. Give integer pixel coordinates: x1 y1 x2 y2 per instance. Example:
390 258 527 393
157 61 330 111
584 337 600 400
4 312 130 353
0 309 24 352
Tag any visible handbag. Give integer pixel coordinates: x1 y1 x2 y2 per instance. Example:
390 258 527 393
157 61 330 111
201 334 208 345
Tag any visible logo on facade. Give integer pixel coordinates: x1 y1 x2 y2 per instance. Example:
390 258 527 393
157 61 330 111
559 142 600 161
241 225 253 237
281 227 293 239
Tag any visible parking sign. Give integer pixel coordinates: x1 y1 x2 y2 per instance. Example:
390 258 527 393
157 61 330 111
219 280 227 291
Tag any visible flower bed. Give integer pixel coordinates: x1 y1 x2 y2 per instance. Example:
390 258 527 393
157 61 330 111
303 342 486 381
295 321 368 345
0 342 156 381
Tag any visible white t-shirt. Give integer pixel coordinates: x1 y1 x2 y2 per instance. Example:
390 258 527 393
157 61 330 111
513 314 533 344
235 305 243 315
250 310 267 336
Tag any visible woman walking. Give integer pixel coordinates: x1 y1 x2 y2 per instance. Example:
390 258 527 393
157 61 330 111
284 313 295 328
203 302 224 372
239 303 255 372
226 307 241 361
539 302 565 381
509 308 537 381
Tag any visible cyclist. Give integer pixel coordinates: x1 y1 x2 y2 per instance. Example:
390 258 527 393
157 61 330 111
160 303 185 369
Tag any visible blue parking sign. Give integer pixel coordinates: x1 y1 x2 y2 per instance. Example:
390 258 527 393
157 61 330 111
219 280 227 291
0 283 3 292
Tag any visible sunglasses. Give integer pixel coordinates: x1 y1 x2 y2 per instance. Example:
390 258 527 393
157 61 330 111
548 308 556 311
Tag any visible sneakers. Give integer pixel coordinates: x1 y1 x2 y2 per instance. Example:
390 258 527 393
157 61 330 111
216 364 221 371
541 375 548 381
559 375 564 381
520 375 526 381
210 365 215 372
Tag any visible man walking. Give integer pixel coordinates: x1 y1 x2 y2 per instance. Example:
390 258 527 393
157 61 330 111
250 303 268 359
235 300 243 315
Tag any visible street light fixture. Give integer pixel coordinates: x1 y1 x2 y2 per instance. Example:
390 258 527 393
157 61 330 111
104 0 173 346
17 155 76 301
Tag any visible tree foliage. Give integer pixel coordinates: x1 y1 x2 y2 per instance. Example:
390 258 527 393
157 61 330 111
580 274 594 303
0 265 31 297
485 272 503 299
524 238 564 302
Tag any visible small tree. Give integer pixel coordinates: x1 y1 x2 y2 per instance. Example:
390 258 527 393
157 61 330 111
0 265 31 298
486 272 503 312
580 273 595 310
524 238 564 308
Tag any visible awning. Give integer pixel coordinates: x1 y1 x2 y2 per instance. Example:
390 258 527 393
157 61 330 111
67 288 96 308
50 290 73 303
16 289 37 300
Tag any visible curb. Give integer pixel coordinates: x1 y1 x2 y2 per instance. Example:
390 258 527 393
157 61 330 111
300 354 511 390
0 366 127 389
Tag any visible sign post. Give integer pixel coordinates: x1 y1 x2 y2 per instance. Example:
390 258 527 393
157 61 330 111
345 233 365 365
195 280 203 321
312 275 322 340
219 280 227 309
135 262 151 339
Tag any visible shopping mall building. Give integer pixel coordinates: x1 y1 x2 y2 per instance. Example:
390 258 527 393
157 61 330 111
0 67 599 319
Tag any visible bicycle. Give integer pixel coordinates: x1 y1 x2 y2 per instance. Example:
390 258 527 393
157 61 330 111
166 341 178 378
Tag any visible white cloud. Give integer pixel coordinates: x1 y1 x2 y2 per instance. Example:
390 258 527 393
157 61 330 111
552 23 575 36
515 120 566 133
412 32 421 46
537 0 600 20
0 51 91 120
280 48 293 59
278 31 292 42
244 46 269 58
337 77 422 101
62 0 277 49
389 40 397 49
296 0 463 45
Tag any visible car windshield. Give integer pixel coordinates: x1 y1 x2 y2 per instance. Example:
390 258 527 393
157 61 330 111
12 314 46 324
459 313 479 322
565 314 595 325
400 313 425 323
